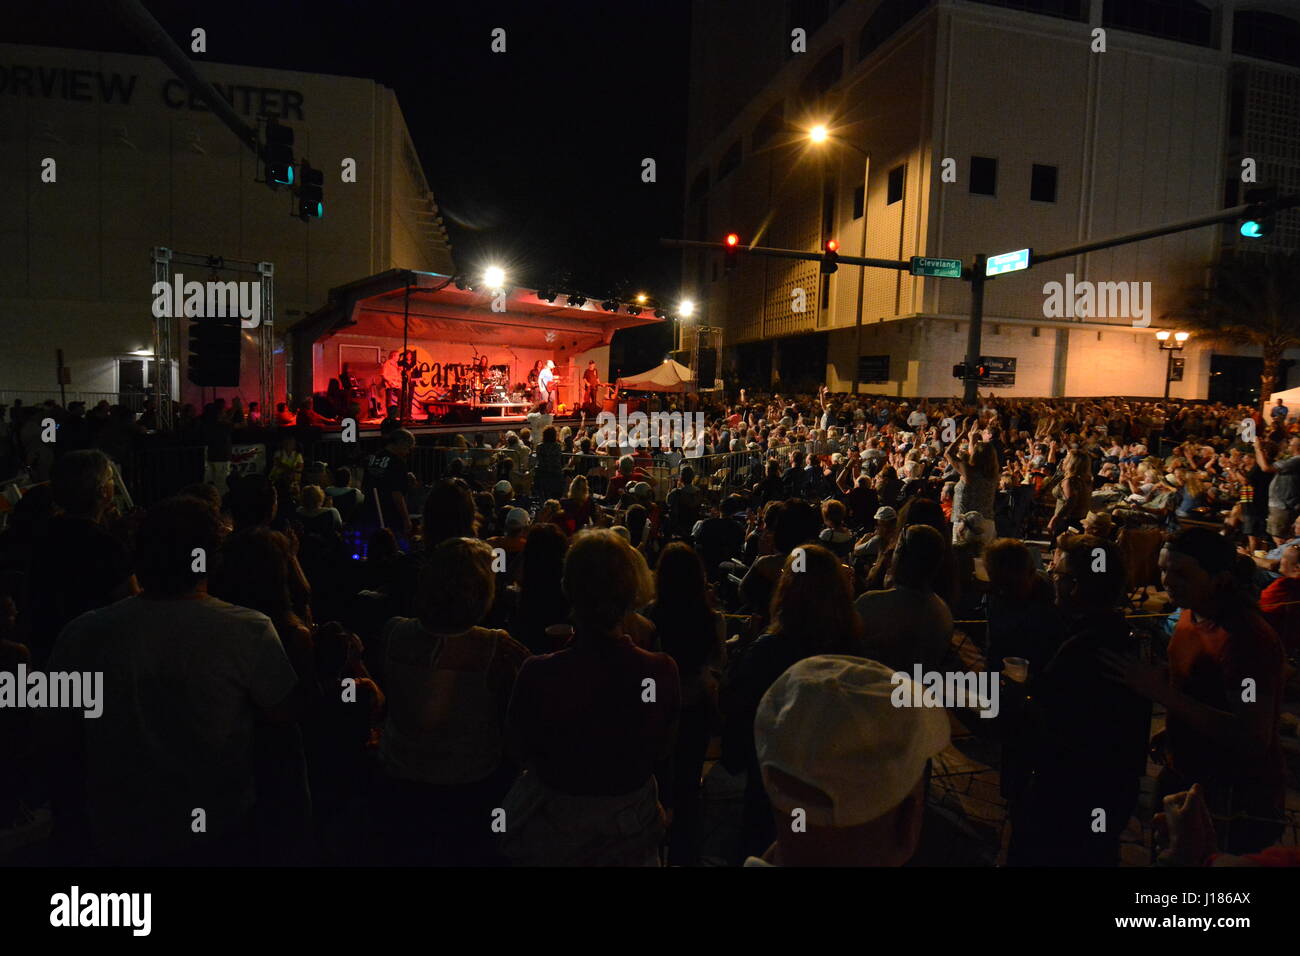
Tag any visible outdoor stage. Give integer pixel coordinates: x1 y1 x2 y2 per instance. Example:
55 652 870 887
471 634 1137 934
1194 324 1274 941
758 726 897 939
287 269 661 426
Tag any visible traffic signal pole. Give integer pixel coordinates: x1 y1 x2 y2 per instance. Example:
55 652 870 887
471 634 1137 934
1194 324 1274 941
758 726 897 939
109 0 260 155
664 190 1299 403
963 255 987 408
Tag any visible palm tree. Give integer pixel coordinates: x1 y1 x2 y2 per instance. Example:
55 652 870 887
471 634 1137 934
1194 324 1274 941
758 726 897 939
1176 250 1300 410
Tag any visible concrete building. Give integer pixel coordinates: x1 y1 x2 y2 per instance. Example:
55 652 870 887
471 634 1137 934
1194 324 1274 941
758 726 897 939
682 0 1300 400
0 42 455 407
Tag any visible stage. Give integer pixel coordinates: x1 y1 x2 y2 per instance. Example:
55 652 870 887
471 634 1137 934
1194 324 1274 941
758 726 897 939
287 269 661 427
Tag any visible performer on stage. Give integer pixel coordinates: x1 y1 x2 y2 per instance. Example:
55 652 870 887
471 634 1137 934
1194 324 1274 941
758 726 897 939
527 360 541 404
537 359 556 413
582 360 600 407
381 350 404 411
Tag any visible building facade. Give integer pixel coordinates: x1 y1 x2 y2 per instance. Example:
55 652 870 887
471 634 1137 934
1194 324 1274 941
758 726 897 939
0 42 455 406
682 0 1300 400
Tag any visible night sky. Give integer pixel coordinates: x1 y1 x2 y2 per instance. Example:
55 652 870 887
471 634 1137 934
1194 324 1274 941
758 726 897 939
12 0 694 365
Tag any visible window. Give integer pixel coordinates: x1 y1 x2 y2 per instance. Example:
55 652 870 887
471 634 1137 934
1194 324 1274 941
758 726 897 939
688 169 709 204
970 156 997 196
852 184 865 219
753 102 785 151
1030 163 1057 202
821 273 831 310
859 0 932 62
887 164 906 205
1102 0 1213 49
799 45 843 104
1223 177 1239 209
718 140 742 181
1233 10 1300 68
822 183 836 237
968 0 1085 20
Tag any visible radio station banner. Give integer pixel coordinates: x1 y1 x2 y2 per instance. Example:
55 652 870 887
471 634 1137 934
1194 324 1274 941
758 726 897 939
229 443 268 478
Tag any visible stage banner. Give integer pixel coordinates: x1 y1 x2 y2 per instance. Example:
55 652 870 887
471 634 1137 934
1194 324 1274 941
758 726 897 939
230 443 268 478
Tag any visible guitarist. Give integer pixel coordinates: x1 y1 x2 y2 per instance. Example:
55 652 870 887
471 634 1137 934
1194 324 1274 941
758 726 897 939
581 360 617 414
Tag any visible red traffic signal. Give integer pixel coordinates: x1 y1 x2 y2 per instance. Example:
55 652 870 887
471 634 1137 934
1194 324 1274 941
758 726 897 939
821 238 839 274
724 233 741 273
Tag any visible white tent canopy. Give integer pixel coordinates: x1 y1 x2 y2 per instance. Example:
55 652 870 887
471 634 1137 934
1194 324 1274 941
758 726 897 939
616 358 695 393
1268 386 1300 406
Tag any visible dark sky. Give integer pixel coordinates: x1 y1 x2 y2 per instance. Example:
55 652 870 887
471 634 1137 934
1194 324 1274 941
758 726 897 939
12 0 694 363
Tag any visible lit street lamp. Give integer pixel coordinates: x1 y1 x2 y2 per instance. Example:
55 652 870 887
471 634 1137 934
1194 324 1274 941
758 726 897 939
1156 330 1189 400
807 123 870 394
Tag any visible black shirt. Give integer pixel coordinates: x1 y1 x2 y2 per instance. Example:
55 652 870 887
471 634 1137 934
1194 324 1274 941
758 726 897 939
360 450 408 528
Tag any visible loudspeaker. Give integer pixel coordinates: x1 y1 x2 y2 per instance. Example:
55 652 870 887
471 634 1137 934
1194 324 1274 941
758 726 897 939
697 347 717 385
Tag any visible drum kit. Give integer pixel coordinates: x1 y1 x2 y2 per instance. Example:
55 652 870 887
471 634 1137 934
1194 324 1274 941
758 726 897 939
407 354 524 414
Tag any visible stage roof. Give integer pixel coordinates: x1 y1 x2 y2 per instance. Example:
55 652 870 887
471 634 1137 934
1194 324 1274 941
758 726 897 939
289 269 662 353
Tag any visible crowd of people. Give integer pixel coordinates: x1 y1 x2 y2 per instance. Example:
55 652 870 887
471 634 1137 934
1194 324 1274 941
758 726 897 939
0 388 1296 866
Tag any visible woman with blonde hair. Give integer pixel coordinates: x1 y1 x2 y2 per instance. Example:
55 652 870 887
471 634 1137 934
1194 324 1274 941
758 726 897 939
946 422 999 542
502 529 680 865
560 473 596 534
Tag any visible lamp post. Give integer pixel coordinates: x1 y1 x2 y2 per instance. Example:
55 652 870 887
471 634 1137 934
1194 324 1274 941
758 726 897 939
807 125 870 394
1156 330 1188 401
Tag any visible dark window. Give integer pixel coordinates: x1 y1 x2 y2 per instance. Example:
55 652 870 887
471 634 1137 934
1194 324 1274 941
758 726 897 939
688 169 709 204
1228 77 1246 137
1102 0 1213 49
1223 177 1238 209
799 45 843 104
1233 10 1300 68
753 102 785 149
822 183 837 236
852 184 865 219
859 0 932 61
821 273 831 310
718 140 742 181
967 0 1085 20
970 156 997 196
1030 163 1057 202
887 164 906 205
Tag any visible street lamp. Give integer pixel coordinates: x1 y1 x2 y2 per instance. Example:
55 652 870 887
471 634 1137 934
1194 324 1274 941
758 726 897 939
1156 330 1188 400
483 265 506 291
807 122 870 394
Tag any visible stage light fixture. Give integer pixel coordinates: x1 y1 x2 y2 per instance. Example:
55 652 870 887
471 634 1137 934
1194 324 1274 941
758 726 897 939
454 275 470 290
602 300 620 312
654 309 667 319
538 288 558 303
627 305 642 316
567 294 586 307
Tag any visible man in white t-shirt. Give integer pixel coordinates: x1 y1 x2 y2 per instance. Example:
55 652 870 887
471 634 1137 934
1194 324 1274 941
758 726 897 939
906 405 929 430
47 497 302 864
537 360 556 412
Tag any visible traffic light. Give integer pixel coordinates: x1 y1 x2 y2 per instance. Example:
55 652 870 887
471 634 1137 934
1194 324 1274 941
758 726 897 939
724 232 740 273
262 119 295 188
952 363 989 380
298 163 324 221
821 238 839 274
1240 187 1277 239
188 315 242 387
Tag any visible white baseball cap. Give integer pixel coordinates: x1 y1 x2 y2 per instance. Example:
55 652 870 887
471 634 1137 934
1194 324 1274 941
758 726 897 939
754 655 950 828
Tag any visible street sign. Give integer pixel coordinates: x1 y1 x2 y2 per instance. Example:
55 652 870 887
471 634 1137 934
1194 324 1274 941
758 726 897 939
980 355 1016 387
985 248 1031 277
910 256 963 278
858 354 890 383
